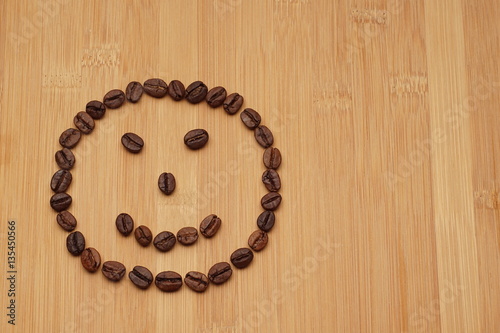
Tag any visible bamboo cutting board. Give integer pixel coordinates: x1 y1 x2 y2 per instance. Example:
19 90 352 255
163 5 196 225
1 0 499 332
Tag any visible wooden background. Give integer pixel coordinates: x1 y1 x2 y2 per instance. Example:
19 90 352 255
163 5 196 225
1 0 499 332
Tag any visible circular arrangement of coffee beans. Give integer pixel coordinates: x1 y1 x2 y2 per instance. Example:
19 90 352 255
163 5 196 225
50 78 282 292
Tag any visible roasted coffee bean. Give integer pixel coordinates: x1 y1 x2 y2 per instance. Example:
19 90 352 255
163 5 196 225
134 225 152 247
129 266 153 289
56 211 77 231
223 93 244 115
126 81 144 103
254 126 274 148
230 248 254 269
184 129 209 150
115 213 134 236
55 148 75 170
81 248 101 273
184 271 209 292
206 86 227 108
86 100 106 119
248 230 268 251
240 108 261 129
50 192 72 212
168 80 186 101
102 261 126 282
262 169 281 192
153 231 176 252
59 128 81 149
199 214 221 238
261 192 282 211
155 271 183 292
257 210 275 232
185 81 208 104
73 111 95 134
208 262 233 285
51 169 72 193
177 227 198 245
143 78 168 98
263 147 281 169
103 89 125 109
66 231 85 256
158 172 176 195
121 132 144 153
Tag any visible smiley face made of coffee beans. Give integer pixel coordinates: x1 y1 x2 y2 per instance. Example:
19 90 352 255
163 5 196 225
50 79 282 292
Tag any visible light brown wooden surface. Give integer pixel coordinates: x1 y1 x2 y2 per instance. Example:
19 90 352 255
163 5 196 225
1 0 499 332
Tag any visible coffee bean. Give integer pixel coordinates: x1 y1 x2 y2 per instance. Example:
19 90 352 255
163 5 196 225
262 169 281 192
50 192 72 212
261 192 282 211
121 132 144 153
143 78 168 98
184 129 209 150
86 100 106 119
126 81 144 103
115 213 134 236
158 172 176 195
230 248 254 269
102 261 126 282
168 80 186 101
257 211 275 232
134 225 152 247
184 271 209 292
185 81 208 104
223 93 244 115
248 230 268 251
103 89 125 109
129 266 153 289
74 111 95 134
208 262 233 285
177 227 198 245
59 128 81 149
51 169 72 193
263 147 281 169
153 231 176 252
240 108 261 129
206 86 227 108
81 248 101 273
55 148 75 170
254 126 274 148
199 214 221 238
56 211 77 231
155 271 183 292
66 231 85 256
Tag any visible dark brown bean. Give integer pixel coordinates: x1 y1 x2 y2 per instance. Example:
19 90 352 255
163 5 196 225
257 211 275 232
134 225 153 247
56 211 77 232
186 81 208 104
51 169 72 193
102 261 126 282
240 108 261 129
248 230 268 251
155 271 183 292
126 81 144 103
223 93 244 115
184 271 209 292
184 129 209 150
103 89 125 109
129 266 153 289
230 248 254 269
121 132 144 153
73 111 95 134
177 227 198 245
199 214 222 238
168 80 186 101
55 148 75 170
158 172 176 195
66 231 85 256
81 248 101 273
254 126 274 148
262 169 281 192
115 213 134 236
208 262 233 285
263 147 282 169
261 192 282 211
143 78 168 98
50 192 72 212
59 128 81 149
206 86 227 108
153 231 176 252
86 100 106 119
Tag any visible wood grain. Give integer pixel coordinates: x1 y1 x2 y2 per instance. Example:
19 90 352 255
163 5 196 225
1 0 499 332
